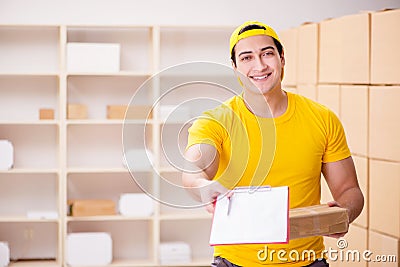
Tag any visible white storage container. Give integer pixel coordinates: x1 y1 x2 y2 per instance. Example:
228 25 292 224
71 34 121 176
118 193 154 217
0 140 13 170
0 242 10 267
159 241 191 265
66 232 112 266
67 43 120 72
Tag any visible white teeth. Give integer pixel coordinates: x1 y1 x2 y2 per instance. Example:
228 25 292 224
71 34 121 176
252 75 268 80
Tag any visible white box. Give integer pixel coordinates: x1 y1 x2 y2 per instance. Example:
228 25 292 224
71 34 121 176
159 242 191 265
123 149 154 170
118 193 154 216
67 43 120 73
66 232 112 266
26 211 58 220
0 242 10 267
0 140 13 170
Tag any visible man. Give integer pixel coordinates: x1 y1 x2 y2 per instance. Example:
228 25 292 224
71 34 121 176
182 21 364 266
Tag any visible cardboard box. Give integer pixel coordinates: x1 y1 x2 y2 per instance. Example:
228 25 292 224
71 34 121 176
68 199 116 217
317 85 340 117
39 108 54 120
340 86 368 157
319 13 370 84
340 12 370 84
125 105 153 120
369 160 400 238
67 42 120 73
279 27 298 86
67 104 88 120
368 230 399 267
290 204 349 240
369 86 400 161
297 22 318 85
371 9 400 84
107 105 127 119
297 84 317 101
319 18 342 83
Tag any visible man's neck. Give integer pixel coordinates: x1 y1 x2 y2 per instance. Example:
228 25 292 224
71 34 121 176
243 87 288 118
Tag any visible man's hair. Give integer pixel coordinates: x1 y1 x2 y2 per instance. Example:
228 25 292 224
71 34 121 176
230 24 283 66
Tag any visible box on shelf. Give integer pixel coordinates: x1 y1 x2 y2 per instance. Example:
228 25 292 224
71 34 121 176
39 108 54 120
67 42 120 73
66 232 112 266
159 241 191 265
0 140 13 170
118 193 154 216
107 105 127 119
289 204 349 240
0 242 10 267
125 105 153 120
27 211 58 220
67 104 88 120
68 199 116 217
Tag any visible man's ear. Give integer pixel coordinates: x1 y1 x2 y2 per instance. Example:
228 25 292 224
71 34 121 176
231 59 237 69
280 49 285 67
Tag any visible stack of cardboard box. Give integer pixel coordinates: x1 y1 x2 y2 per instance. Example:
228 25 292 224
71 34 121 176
280 8 399 267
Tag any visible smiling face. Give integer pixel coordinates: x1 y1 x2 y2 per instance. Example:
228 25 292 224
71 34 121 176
233 35 285 95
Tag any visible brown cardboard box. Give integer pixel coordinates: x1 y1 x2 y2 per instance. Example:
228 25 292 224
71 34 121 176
67 104 88 119
369 86 400 161
368 230 399 267
317 85 340 117
279 27 298 87
369 160 400 238
39 108 54 120
340 12 370 84
371 9 400 84
125 105 153 120
68 199 116 216
319 18 342 83
297 22 318 85
107 105 127 119
340 86 368 157
319 13 370 84
297 84 317 101
290 204 349 240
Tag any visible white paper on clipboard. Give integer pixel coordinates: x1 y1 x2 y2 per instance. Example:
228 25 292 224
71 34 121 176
209 186 289 245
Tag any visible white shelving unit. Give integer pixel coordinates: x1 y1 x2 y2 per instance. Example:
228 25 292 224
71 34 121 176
0 24 235 267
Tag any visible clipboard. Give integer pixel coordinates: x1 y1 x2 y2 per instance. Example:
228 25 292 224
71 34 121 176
209 186 289 245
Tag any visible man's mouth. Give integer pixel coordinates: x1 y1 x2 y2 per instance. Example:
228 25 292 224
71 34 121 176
249 73 272 81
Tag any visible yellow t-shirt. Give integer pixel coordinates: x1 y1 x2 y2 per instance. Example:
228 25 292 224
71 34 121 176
187 92 351 266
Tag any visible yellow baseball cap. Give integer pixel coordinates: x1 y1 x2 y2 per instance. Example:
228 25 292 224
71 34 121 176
230 21 281 55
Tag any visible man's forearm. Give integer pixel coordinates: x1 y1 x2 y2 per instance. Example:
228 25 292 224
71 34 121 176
335 187 364 223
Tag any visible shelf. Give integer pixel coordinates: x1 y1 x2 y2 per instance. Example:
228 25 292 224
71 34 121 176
9 260 60 267
0 216 59 223
0 24 231 267
66 119 154 125
67 215 153 222
0 168 59 174
66 71 152 77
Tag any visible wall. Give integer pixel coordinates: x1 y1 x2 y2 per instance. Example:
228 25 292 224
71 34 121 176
0 0 400 32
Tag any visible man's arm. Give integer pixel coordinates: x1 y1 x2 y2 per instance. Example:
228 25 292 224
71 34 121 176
182 143 227 204
322 156 364 224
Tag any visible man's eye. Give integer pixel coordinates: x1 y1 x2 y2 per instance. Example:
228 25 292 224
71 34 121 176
240 56 251 61
263 51 274 57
